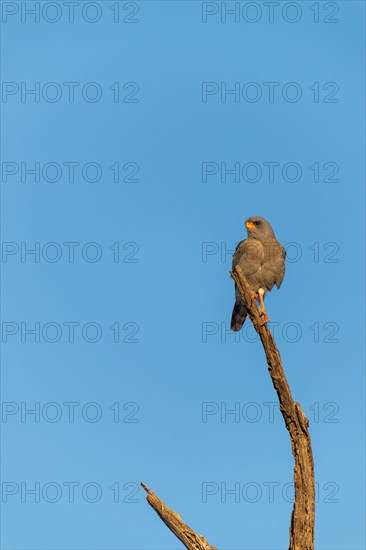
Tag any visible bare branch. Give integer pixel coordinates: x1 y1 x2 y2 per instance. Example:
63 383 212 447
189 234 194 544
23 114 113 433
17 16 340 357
231 265 315 550
141 265 315 550
141 483 217 550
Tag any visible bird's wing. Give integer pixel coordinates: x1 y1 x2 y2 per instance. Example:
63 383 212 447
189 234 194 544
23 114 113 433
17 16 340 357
274 244 286 288
232 238 264 278
261 241 286 290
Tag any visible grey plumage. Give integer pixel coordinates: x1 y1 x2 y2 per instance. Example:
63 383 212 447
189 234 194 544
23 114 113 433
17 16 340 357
231 216 286 331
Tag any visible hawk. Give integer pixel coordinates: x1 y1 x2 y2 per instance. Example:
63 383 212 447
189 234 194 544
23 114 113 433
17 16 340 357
231 216 286 330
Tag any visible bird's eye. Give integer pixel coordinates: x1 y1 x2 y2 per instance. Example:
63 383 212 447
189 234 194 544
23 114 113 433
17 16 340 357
254 221 260 225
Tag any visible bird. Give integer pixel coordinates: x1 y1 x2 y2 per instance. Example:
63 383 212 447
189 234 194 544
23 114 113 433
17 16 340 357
231 216 286 330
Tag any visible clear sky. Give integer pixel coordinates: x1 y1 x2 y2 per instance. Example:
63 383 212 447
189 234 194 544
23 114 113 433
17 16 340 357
1 1 365 549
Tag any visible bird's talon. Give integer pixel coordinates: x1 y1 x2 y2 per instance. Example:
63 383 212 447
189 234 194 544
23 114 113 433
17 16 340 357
260 312 270 323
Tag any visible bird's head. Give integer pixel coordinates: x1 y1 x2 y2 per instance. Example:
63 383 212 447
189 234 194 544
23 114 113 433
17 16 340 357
245 216 275 239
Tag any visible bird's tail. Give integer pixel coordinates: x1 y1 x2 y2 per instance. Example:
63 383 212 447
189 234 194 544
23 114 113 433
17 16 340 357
230 301 247 331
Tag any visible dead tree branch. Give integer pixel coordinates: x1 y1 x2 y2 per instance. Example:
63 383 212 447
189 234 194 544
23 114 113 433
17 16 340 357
231 265 315 550
140 483 217 550
141 265 315 550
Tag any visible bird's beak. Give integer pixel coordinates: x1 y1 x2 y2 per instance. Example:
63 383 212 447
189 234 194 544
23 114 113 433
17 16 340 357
245 221 256 230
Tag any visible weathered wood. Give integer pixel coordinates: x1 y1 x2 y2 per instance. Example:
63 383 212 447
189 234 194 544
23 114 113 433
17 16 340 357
142 265 315 550
141 483 217 550
231 265 315 550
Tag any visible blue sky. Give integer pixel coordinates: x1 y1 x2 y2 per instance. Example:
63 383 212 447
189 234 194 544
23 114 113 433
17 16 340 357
1 1 365 549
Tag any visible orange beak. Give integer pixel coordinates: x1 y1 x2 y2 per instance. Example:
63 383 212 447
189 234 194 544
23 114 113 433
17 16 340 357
245 221 256 230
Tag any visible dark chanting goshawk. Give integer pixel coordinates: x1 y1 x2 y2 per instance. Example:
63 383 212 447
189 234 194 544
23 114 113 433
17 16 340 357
231 216 286 330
